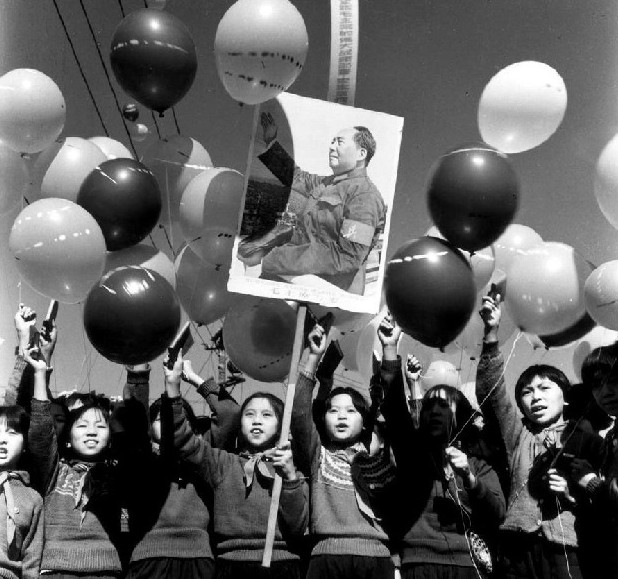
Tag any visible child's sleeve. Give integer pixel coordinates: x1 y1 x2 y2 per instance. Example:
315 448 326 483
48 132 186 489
197 379 241 451
290 371 322 478
278 477 310 539
467 457 506 529
20 494 44 579
171 396 230 487
475 341 523 454
27 399 60 495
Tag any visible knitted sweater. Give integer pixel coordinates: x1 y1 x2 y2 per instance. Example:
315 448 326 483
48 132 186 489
28 399 123 574
172 397 309 562
0 472 44 579
476 341 602 547
380 357 505 568
291 371 395 558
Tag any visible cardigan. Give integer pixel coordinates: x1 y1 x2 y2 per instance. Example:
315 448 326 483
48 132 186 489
0 471 44 579
476 341 603 547
172 397 308 562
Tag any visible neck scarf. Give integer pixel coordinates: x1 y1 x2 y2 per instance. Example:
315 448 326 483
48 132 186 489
238 449 277 490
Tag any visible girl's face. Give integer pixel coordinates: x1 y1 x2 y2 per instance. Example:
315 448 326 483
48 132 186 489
324 393 363 446
240 398 279 451
519 375 564 426
0 419 24 470
70 408 110 460
420 394 456 442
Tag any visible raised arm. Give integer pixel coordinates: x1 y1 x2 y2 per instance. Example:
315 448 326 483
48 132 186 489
291 324 326 477
476 294 523 455
24 346 60 495
181 360 240 451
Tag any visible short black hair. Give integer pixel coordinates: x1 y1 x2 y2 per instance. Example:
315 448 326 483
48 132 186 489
324 386 370 426
0 405 29 436
581 341 618 392
514 365 570 414
353 126 376 165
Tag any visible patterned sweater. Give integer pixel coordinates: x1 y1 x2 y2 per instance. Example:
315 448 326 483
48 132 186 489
291 371 396 558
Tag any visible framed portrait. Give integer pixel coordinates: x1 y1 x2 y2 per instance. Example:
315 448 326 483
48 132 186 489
228 92 403 314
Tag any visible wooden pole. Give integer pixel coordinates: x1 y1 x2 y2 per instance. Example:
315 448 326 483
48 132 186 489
261 303 307 567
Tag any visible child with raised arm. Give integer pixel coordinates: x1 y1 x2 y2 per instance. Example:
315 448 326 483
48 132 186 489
291 323 397 579
477 293 603 579
25 346 124 578
377 314 505 579
121 358 241 579
165 352 308 579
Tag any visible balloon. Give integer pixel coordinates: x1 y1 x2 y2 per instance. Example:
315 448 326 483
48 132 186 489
89 136 133 160
141 136 213 224
223 296 296 382
9 198 106 303
505 242 593 336
179 168 244 265
384 236 477 349
0 144 28 215
584 260 618 330
104 243 175 289
493 224 543 275
122 103 139 123
77 158 161 251
110 9 197 114
175 245 234 325
539 313 596 349
33 137 108 202
215 0 309 105
84 266 181 365
478 61 567 154
0 69 66 154
427 144 519 252
425 225 495 290
130 123 150 142
421 360 460 391
572 326 618 380
594 134 618 231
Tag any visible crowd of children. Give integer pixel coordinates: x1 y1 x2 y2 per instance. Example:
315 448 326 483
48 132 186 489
2 293 618 579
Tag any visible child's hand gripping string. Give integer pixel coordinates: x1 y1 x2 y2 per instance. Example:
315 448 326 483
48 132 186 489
445 445 477 489
163 351 183 398
547 468 575 505
14 304 37 356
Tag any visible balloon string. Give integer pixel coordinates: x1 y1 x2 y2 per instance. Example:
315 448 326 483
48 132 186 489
116 0 125 17
448 331 523 447
150 111 162 140
50 0 110 137
172 108 182 135
82 0 140 159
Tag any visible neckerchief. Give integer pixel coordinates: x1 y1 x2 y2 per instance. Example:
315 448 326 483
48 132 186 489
238 449 277 490
0 472 17 547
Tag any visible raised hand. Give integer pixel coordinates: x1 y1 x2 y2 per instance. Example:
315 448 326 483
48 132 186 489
405 354 422 384
308 323 327 357
479 294 502 342
14 304 36 355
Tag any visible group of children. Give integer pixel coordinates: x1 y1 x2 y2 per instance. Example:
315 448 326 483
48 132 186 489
1 292 618 579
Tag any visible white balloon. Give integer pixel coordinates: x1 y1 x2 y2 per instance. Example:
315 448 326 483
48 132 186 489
594 134 618 231
478 61 567 154
89 136 133 160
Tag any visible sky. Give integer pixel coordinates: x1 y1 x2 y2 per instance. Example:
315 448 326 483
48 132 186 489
2 0 618 408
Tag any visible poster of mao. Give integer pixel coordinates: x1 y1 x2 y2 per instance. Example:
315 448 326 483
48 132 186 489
228 92 403 314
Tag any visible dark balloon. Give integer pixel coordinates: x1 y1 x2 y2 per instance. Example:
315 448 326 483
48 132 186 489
384 236 477 349
539 313 596 349
84 266 181 365
77 158 161 251
427 144 519 252
110 9 197 114
122 102 139 122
